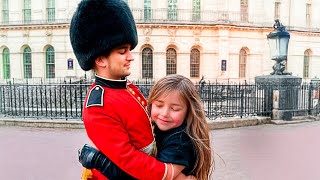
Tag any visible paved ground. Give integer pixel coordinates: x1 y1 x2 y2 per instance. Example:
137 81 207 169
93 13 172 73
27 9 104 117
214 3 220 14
212 120 320 180
1 120 320 180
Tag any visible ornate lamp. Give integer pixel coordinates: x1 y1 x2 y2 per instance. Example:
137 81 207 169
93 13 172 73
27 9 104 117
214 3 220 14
267 19 291 75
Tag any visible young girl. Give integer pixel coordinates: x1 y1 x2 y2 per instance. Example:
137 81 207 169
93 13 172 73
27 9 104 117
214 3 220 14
79 74 213 179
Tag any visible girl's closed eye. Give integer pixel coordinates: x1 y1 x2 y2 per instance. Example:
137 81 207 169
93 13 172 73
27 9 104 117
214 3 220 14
171 107 182 111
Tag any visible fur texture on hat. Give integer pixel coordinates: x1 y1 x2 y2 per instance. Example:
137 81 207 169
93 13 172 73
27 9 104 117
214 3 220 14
70 0 138 71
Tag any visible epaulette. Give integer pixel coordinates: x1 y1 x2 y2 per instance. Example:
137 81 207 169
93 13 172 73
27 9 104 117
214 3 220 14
86 85 104 107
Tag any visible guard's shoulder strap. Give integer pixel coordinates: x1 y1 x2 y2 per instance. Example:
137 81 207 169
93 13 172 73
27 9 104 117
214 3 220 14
86 85 104 107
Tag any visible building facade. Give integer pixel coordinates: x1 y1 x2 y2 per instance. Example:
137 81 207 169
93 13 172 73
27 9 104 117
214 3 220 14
0 0 320 83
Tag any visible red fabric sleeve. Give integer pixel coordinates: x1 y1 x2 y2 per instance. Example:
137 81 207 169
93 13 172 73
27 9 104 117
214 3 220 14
84 107 166 180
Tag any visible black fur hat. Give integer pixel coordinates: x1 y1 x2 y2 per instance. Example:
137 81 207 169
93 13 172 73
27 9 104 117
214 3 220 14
70 0 138 71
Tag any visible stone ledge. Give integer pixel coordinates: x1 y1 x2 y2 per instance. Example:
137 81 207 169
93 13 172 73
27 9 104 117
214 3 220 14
270 115 320 125
0 118 84 129
207 117 271 130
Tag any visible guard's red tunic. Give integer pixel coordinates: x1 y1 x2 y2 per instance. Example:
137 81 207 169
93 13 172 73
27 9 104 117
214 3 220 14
82 76 166 180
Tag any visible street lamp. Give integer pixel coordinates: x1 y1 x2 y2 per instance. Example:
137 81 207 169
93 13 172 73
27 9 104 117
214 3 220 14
267 19 291 75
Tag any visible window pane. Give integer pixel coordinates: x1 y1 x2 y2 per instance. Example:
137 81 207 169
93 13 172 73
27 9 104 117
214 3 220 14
3 48 10 79
23 47 32 79
190 49 200 78
23 0 31 23
46 46 55 78
239 49 246 78
274 2 280 20
144 0 151 20
240 0 248 22
303 50 310 78
166 48 177 75
142 48 153 78
168 0 177 20
192 0 201 21
2 0 9 23
47 0 55 22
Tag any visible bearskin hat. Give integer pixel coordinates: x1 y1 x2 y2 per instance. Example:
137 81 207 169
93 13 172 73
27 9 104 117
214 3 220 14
70 0 138 71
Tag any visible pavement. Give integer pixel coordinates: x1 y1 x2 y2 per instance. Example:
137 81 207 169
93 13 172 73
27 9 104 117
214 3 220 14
0 115 319 130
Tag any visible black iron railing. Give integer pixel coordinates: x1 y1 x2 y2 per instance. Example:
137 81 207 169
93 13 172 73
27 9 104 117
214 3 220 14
0 80 319 120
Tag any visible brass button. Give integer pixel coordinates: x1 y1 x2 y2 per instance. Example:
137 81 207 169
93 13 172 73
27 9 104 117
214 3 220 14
141 101 145 106
137 97 141 101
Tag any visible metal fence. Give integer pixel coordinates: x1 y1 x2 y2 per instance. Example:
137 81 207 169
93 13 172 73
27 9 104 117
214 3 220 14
0 80 319 120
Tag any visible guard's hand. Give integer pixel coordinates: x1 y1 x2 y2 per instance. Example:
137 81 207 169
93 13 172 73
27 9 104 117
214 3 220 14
78 144 99 169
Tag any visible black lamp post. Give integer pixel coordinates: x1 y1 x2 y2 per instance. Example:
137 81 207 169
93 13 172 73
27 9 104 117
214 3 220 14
267 19 292 75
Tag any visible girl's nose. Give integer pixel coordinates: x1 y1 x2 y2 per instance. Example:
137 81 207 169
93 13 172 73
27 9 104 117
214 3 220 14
160 107 169 117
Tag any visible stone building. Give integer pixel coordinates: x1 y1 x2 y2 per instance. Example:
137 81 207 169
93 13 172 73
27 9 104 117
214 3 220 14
0 0 319 83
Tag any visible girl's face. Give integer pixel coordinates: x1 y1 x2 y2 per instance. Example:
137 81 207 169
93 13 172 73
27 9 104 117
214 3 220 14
151 90 188 131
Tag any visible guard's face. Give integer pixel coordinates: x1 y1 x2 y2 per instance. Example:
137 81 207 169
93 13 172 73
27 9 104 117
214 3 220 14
151 90 188 131
103 44 134 80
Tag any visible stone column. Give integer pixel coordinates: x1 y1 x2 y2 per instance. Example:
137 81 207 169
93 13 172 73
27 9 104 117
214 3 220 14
255 75 302 120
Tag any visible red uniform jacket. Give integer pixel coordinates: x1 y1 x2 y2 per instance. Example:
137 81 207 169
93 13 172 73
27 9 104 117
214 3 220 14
82 76 166 180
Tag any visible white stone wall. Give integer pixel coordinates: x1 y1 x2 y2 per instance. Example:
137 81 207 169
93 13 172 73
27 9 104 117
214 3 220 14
1 0 320 82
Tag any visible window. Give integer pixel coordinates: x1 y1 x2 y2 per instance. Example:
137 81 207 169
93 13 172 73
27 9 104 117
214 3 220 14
240 0 248 22
144 0 151 21
23 47 32 79
239 49 247 78
46 46 55 78
168 0 177 21
166 48 177 75
67 58 74 70
274 1 280 20
221 60 227 71
2 0 9 23
192 0 200 21
2 48 10 79
23 0 31 23
142 48 153 79
47 0 55 22
190 48 200 78
303 50 311 78
306 3 311 27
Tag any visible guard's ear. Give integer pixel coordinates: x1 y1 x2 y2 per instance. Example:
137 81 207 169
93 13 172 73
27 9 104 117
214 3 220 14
95 56 107 68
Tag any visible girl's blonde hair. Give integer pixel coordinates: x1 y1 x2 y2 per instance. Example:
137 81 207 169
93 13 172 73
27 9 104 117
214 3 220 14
147 74 213 180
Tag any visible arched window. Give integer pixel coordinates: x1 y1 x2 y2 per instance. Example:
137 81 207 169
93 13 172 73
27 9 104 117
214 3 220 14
303 50 311 78
192 0 201 21
274 1 281 20
2 48 10 79
2 0 9 23
47 0 55 22
142 47 153 79
23 0 31 23
190 48 200 78
239 48 247 78
166 48 177 75
46 46 55 78
23 47 32 79
144 0 151 20
168 0 177 20
240 0 248 22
